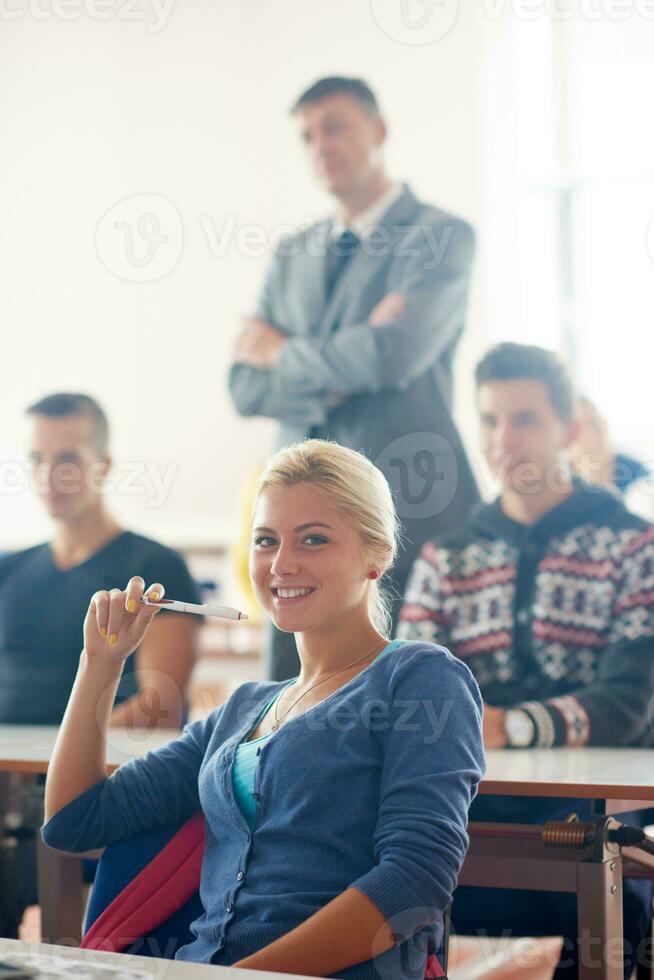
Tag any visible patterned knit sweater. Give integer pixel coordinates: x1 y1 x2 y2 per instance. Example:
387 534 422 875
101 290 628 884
398 480 654 748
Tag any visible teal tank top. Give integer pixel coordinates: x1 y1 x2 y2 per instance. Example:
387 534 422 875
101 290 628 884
231 640 404 830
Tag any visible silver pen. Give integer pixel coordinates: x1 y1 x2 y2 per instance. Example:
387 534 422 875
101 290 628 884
139 596 248 621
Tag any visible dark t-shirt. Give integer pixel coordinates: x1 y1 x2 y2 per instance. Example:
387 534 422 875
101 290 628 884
0 531 201 725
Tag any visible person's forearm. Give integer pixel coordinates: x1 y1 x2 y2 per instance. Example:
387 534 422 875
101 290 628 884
108 694 138 729
44 651 122 821
519 678 650 748
108 690 183 730
228 362 329 425
234 886 395 976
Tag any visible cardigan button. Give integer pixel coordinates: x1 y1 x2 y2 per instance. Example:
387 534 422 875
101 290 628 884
237 871 244 881
516 609 529 625
252 792 260 802
226 902 233 913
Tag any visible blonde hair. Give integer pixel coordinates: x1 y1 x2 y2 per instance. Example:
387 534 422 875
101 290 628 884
254 439 400 634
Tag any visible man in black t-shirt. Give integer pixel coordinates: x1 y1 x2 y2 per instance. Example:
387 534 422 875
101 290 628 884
0 393 200 936
0 532 199 727
0 393 200 729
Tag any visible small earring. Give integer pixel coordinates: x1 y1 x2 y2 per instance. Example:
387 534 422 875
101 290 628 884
369 570 379 580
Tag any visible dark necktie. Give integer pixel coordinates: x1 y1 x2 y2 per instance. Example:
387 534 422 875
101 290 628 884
325 228 360 300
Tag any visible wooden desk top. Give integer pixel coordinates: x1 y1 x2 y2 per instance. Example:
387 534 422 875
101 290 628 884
482 746 654 801
0 938 317 979
0 726 652 803
0 724 179 775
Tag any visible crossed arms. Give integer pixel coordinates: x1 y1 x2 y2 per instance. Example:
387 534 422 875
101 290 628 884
228 218 475 426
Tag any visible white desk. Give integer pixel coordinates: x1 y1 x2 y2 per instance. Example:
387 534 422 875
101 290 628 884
460 747 654 980
0 725 180 775
482 746 654 807
0 725 180 950
1 728 652 979
0 938 318 978
4 728 650 800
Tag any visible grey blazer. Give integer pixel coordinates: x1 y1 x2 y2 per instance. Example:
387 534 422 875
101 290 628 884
229 184 479 573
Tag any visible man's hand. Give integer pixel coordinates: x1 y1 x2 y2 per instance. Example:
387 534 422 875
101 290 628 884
482 703 508 748
233 316 288 369
369 291 406 328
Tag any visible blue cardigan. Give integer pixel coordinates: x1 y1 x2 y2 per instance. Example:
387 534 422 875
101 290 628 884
42 641 485 979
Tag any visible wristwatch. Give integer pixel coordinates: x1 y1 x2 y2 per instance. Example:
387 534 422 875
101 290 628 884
504 708 535 748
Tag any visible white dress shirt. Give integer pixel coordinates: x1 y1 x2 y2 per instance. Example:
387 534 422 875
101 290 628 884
331 182 404 241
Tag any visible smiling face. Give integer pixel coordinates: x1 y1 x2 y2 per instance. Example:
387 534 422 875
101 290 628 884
295 94 386 197
249 482 373 634
478 379 579 494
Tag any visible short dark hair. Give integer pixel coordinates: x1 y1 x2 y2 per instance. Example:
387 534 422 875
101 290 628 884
26 393 109 455
475 342 575 422
291 76 380 115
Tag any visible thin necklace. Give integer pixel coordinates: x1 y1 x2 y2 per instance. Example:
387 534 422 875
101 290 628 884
271 637 388 733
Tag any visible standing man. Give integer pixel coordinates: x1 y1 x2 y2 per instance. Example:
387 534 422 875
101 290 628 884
229 76 479 679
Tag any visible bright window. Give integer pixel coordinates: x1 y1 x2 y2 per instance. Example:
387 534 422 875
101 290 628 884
483 14 654 456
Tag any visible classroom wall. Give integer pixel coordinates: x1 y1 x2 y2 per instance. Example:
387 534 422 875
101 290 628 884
0 1 488 548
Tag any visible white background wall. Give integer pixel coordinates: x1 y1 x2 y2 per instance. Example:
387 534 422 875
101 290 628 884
0 0 489 548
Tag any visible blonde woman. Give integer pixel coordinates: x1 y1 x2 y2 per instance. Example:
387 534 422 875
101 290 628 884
43 440 485 979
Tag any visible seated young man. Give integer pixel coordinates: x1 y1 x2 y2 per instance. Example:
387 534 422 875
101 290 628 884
0 393 200 935
398 343 654 978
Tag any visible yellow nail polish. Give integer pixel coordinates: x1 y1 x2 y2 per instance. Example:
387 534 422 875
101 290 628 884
149 591 160 602
109 633 118 647
100 628 107 638
126 599 137 613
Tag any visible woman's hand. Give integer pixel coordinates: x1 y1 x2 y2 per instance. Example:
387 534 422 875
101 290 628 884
83 576 164 666
46 576 167 821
